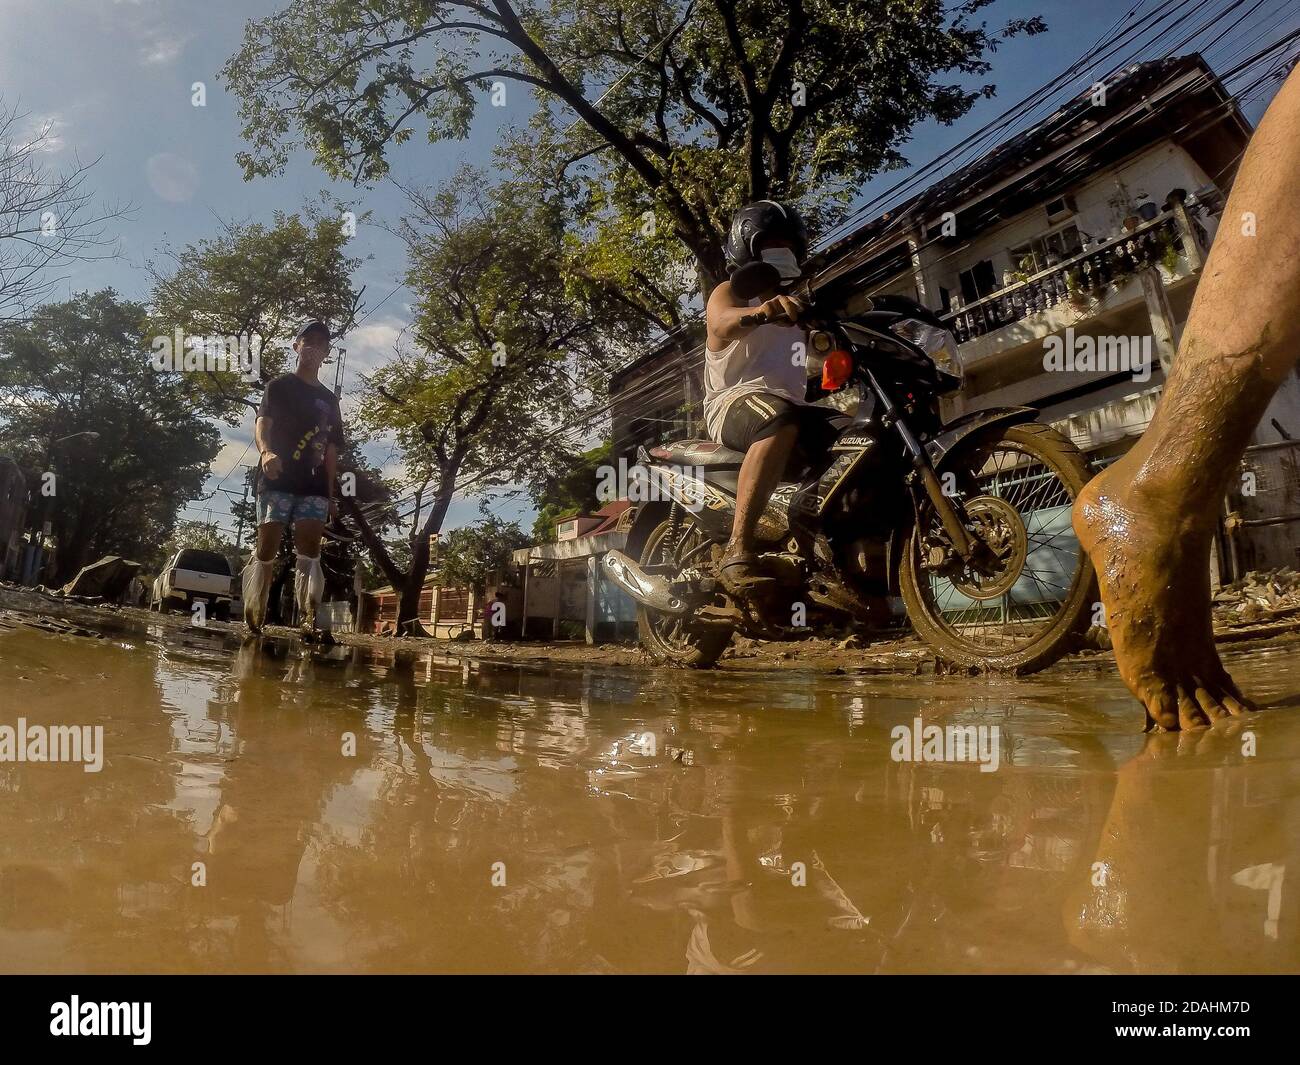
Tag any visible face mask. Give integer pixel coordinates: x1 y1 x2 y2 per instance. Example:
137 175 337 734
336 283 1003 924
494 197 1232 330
760 247 802 280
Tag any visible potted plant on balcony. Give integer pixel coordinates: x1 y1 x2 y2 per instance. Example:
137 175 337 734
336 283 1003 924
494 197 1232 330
1158 229 1182 277
1065 270 1092 312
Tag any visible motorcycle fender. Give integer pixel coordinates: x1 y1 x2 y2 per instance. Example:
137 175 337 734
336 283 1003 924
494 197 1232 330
625 501 674 562
925 406 1037 469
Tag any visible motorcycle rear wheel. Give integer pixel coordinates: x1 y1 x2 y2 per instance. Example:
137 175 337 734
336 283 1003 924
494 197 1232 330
899 422 1096 674
635 518 732 668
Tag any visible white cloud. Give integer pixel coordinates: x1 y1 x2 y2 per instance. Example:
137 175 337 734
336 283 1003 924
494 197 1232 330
140 32 189 66
145 151 199 202
378 458 408 482
340 317 405 378
208 434 254 481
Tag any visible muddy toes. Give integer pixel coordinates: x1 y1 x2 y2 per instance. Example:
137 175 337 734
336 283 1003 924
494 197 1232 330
1143 689 1180 732
1222 694 1256 715
1140 675 1258 731
1176 692 1211 730
1193 685 1229 722
1215 674 1257 715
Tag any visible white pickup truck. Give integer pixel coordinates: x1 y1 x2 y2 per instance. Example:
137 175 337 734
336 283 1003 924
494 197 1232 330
151 548 234 620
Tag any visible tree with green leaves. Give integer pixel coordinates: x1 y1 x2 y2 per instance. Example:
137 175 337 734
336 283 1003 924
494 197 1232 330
222 0 1044 295
0 291 221 583
147 207 366 418
351 168 642 633
433 515 529 592
527 440 612 541
148 207 404 611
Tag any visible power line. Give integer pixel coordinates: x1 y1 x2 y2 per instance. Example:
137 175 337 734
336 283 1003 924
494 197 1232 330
813 0 1291 255
848 38 1296 305
814 0 1215 250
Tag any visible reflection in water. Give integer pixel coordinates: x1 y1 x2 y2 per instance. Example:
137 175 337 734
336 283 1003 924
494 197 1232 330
1 623 1298 973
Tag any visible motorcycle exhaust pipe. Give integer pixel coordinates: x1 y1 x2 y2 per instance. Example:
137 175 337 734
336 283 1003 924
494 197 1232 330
603 550 688 615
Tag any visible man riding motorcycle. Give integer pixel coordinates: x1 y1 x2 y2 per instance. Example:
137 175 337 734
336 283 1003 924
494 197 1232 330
606 200 1095 675
705 199 840 595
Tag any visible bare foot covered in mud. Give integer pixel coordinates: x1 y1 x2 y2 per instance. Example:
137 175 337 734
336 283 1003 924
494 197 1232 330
1073 463 1254 731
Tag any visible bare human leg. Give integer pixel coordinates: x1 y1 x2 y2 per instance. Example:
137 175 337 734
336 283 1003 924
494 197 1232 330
292 518 325 558
721 422 798 592
254 520 283 563
1072 66 1300 730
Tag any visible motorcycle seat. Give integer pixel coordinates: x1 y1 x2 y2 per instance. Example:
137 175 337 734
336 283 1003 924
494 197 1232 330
649 439 746 467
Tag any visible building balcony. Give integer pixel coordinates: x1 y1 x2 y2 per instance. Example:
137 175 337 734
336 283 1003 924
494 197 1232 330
940 209 1201 367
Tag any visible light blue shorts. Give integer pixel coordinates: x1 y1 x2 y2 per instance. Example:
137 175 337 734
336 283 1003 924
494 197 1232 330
256 490 330 526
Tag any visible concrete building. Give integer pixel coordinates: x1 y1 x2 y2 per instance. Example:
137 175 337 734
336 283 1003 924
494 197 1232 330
512 501 638 643
607 54 1300 578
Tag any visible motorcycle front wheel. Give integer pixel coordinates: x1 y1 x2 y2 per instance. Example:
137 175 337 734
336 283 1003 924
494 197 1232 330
899 422 1096 674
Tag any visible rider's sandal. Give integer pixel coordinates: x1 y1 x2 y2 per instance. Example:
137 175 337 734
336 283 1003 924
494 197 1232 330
718 549 777 597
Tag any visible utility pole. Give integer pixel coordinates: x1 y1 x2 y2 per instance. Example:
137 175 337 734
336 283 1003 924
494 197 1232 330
333 347 347 396
234 465 254 551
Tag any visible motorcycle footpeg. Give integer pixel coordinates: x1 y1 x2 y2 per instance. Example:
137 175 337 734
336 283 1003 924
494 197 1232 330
695 603 743 627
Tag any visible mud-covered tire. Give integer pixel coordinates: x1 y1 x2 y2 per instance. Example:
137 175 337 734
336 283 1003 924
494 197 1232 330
899 422 1096 674
635 518 732 668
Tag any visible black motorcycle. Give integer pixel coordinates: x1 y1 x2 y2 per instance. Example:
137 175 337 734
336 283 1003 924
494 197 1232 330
603 260 1096 673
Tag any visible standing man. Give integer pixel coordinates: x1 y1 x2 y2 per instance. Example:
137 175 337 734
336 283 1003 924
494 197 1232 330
242 320 344 634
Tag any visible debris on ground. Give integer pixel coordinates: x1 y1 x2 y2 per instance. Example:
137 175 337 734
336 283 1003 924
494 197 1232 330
59 556 143 602
6 569 1300 674
1213 568 1300 626
1081 625 1112 652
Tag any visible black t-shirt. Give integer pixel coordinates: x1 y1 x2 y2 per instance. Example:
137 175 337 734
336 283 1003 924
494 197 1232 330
256 373 345 497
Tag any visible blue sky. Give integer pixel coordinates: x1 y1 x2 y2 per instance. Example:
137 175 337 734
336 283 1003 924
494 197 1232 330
1 0 1292 541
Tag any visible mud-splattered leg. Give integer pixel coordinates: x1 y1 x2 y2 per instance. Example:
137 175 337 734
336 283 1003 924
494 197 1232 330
1072 67 1300 730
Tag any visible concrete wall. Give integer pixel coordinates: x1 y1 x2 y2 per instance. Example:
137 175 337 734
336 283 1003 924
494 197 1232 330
515 530 637 642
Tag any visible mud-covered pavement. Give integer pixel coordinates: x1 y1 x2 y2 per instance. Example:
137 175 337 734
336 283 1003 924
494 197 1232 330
2 602 1300 974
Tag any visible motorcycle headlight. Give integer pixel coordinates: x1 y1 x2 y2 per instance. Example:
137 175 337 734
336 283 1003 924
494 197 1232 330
890 319 964 383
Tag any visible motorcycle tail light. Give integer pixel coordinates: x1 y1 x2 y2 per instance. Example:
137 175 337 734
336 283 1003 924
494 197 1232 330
822 349 853 390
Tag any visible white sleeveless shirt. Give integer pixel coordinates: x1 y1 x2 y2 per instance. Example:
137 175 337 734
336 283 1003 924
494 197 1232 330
703 304 808 441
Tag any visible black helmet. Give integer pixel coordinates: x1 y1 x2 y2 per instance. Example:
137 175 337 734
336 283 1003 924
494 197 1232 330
723 199 809 273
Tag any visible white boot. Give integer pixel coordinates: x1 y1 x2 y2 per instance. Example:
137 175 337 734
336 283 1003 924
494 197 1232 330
241 558 274 632
294 552 325 630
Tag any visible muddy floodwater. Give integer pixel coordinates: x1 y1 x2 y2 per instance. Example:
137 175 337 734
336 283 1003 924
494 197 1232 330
2 621 1300 974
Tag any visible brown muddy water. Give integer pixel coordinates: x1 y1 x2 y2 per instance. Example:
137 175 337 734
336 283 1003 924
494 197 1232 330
2 621 1299 974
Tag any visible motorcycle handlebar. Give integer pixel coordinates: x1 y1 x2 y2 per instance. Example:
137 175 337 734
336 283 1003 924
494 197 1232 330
739 300 813 329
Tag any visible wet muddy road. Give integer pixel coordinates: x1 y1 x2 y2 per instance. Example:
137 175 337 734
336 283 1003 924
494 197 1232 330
2 621 1299 974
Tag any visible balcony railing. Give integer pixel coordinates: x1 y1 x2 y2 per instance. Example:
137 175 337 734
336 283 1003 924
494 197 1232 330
941 211 1189 344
